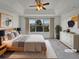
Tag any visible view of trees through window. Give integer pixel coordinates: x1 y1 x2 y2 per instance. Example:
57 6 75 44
29 19 49 32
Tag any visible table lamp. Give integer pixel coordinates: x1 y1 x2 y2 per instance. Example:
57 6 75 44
16 28 21 34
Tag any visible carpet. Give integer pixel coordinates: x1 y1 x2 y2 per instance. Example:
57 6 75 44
8 40 57 59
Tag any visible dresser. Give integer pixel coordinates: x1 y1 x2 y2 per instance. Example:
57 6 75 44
60 31 79 50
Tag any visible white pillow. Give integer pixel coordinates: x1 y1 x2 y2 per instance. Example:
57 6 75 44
11 32 15 39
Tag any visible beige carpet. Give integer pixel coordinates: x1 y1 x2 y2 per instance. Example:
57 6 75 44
9 40 57 59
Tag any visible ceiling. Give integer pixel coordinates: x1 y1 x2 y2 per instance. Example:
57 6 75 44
0 0 79 16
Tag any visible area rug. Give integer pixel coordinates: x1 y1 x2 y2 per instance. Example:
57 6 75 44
8 40 57 59
64 49 77 53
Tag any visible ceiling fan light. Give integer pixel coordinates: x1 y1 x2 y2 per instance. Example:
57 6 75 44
40 6 43 10
36 6 43 11
29 0 49 11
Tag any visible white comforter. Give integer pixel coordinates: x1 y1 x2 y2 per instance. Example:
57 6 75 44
3 34 46 52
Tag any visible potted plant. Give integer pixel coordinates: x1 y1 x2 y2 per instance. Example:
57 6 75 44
55 25 62 39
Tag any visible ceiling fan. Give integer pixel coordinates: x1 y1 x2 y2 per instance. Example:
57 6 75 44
29 0 49 11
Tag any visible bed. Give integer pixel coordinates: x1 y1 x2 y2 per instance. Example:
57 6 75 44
2 34 47 55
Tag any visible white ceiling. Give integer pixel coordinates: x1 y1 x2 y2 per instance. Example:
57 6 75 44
0 0 79 16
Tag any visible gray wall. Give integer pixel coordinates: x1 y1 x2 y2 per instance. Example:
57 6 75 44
19 16 26 34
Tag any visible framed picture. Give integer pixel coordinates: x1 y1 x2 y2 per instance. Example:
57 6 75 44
1 13 13 28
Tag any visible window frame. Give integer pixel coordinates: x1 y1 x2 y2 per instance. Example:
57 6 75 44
29 19 50 32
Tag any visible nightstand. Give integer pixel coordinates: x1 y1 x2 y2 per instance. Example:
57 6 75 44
0 44 6 56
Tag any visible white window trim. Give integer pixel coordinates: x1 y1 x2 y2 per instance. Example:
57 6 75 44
29 19 50 33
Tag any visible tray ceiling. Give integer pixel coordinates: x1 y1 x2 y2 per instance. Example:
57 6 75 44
0 0 79 16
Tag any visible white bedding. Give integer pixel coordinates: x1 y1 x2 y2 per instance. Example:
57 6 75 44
3 34 46 52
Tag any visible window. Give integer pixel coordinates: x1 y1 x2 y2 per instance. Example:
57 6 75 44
43 19 49 32
29 19 49 32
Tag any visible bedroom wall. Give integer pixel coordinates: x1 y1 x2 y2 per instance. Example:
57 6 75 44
61 8 79 34
19 16 53 38
19 16 61 39
12 14 19 28
19 16 26 34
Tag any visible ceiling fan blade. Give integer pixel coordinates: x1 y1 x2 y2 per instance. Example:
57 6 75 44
35 0 41 4
43 3 49 5
42 7 46 10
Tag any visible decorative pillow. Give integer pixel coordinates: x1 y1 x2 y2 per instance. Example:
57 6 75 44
7 33 12 40
12 31 19 37
11 32 15 39
6 32 15 40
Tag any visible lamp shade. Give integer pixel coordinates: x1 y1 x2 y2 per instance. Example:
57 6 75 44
0 30 5 36
16 28 21 34
17 28 21 31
